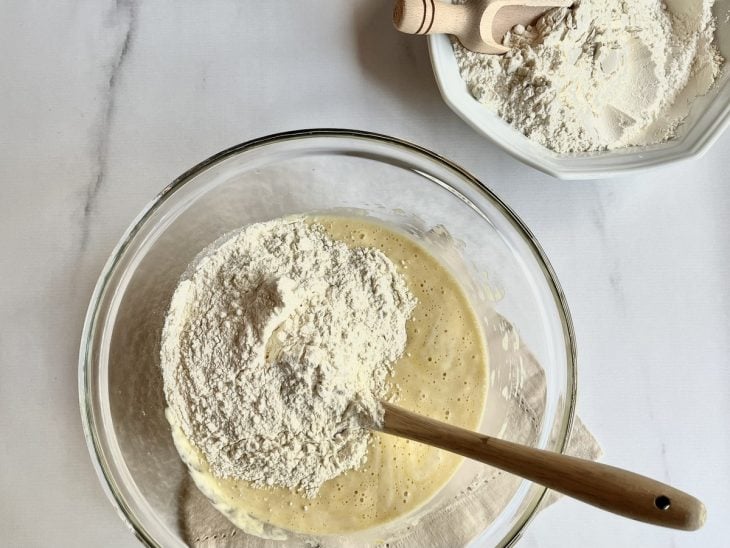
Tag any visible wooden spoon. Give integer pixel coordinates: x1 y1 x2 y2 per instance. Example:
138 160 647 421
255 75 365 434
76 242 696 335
380 402 706 531
393 0 573 54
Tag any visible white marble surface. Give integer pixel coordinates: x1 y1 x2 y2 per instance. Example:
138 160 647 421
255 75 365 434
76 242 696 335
1 1 729 546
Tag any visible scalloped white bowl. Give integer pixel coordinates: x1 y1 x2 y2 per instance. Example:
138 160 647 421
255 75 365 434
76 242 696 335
428 0 730 180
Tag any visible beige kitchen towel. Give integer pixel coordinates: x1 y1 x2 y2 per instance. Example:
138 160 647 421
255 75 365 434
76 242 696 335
180 313 601 547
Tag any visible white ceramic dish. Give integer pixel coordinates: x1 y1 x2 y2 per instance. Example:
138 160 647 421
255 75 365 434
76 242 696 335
428 0 730 180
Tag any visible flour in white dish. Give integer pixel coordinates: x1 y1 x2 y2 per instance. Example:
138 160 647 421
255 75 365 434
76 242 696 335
161 218 415 497
453 0 724 153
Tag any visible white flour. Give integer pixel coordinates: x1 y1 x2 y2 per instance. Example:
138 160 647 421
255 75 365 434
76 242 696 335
161 218 416 497
453 0 724 153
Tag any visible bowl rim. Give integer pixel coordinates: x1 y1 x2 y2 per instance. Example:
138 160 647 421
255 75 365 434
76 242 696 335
428 34 730 180
78 128 578 547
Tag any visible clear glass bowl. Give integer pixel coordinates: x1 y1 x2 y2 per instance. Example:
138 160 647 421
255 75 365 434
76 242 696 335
79 129 576 547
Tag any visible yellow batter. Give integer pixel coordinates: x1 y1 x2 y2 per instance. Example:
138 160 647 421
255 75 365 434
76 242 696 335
173 215 489 537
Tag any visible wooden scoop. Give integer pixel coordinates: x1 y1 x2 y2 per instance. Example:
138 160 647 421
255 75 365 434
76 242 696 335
393 0 573 54
380 402 706 531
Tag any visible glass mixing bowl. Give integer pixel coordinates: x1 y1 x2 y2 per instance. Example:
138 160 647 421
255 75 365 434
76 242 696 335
79 129 576 547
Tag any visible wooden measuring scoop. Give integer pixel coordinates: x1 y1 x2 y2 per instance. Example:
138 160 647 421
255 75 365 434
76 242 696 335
393 0 573 54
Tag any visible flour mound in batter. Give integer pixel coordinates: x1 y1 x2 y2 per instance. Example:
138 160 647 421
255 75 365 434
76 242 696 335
161 218 416 497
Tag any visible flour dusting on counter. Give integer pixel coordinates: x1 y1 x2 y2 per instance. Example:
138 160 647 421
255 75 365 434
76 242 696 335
453 0 724 153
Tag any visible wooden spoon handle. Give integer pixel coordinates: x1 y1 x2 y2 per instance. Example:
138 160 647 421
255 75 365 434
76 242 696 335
393 0 472 37
381 402 706 531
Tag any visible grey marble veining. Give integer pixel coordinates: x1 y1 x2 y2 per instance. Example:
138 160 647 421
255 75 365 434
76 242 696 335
80 0 137 251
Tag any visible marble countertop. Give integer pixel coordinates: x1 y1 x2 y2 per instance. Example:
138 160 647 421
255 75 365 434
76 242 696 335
1 2 728 547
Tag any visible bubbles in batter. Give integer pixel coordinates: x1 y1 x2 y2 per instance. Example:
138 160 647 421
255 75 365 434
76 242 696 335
174 215 489 537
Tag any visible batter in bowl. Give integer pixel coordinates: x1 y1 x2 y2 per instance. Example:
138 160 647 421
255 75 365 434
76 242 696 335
162 215 488 537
